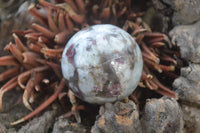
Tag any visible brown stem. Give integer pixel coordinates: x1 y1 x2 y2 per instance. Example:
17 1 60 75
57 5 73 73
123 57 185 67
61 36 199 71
159 64 175 72
76 0 85 14
10 78 65 125
38 36 51 44
144 58 162 73
160 53 177 65
54 30 70 45
0 56 19 66
13 33 28 52
17 66 49 89
39 0 57 9
28 3 48 26
47 8 59 33
100 7 110 19
65 14 74 33
152 78 177 99
65 0 78 12
58 11 67 31
143 32 164 38
0 67 20 82
41 48 63 58
32 23 55 39
27 43 42 54
22 52 41 67
23 72 46 111
8 42 24 64
36 59 62 79
150 42 165 48
141 42 159 63
117 7 127 18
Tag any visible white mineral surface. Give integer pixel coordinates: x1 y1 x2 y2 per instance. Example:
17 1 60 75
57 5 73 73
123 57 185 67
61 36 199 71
61 24 143 104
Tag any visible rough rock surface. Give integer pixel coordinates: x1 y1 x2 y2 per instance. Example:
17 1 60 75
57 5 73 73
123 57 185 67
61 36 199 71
91 101 142 133
171 0 200 25
0 89 60 133
141 97 184 133
0 90 30 132
170 21 200 105
18 109 57 133
0 1 34 56
153 0 200 25
173 64 200 105
170 21 200 63
52 116 86 133
170 21 200 133
182 105 200 133
142 7 169 33
0 0 25 20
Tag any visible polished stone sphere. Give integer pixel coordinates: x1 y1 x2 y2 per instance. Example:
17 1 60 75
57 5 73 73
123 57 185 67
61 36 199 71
61 24 143 104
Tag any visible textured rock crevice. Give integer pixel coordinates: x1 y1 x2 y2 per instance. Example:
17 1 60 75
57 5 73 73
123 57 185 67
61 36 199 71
91 99 184 133
153 0 200 25
91 101 142 133
170 20 200 133
141 97 184 133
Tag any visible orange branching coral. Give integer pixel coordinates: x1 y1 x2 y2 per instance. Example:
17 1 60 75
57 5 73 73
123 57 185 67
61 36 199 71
0 0 178 125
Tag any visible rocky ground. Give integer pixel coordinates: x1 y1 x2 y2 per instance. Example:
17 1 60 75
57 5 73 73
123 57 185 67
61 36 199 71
0 0 200 133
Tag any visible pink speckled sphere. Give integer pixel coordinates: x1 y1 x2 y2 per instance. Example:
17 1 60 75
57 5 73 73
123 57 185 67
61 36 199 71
61 24 143 104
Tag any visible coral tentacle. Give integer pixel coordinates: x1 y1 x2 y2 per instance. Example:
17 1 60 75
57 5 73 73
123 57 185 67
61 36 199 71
0 76 18 111
10 79 65 125
0 67 20 82
0 56 19 66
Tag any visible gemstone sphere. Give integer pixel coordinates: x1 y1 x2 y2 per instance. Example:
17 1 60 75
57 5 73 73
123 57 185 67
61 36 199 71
61 24 143 104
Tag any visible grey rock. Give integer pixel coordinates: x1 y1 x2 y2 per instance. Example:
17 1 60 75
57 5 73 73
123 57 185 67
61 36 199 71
152 0 166 10
170 21 200 133
0 1 34 56
52 116 86 133
170 21 200 63
181 105 200 133
143 7 169 33
0 90 30 130
171 0 200 25
0 122 16 133
0 0 25 20
173 64 200 105
141 97 184 133
91 101 142 133
170 21 200 105
18 109 57 133
1 89 22 112
152 0 200 25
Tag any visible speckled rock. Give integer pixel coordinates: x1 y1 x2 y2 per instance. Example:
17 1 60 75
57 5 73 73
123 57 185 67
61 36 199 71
91 101 142 133
171 0 200 25
0 90 30 130
142 7 169 33
0 1 34 56
170 21 200 105
181 105 200 133
18 109 57 133
170 21 200 133
141 97 184 133
170 21 200 63
0 123 16 133
52 116 86 133
0 0 25 20
153 0 200 25
173 64 200 105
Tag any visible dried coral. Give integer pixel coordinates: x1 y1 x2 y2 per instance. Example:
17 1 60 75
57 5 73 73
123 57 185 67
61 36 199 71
0 0 179 125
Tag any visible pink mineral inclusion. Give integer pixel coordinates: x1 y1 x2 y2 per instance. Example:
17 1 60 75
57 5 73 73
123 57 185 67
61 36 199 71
66 44 75 63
